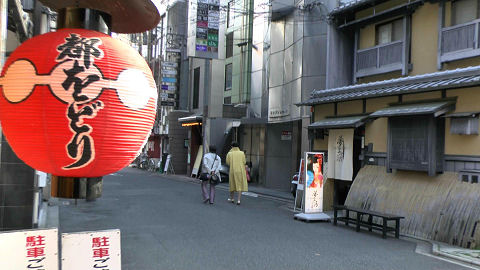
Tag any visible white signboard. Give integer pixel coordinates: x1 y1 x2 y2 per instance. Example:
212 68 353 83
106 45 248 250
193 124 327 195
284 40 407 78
327 129 354 181
304 152 325 213
162 69 177 76
0 228 59 270
62 229 121 270
162 62 178 68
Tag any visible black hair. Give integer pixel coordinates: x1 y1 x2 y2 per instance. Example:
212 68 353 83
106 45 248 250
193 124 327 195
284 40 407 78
209 145 217 153
231 141 239 147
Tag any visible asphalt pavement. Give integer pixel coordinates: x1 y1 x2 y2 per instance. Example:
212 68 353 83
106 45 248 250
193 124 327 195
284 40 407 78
58 167 471 270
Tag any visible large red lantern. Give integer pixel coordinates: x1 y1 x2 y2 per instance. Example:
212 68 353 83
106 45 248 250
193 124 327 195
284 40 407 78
0 29 157 177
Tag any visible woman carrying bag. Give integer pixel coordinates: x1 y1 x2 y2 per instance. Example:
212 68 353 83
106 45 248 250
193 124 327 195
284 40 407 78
200 145 222 204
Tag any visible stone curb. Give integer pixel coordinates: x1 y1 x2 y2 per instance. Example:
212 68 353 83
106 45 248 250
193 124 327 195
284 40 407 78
431 242 480 268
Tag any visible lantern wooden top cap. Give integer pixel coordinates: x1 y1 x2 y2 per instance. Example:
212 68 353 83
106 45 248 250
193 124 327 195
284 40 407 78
39 0 161 33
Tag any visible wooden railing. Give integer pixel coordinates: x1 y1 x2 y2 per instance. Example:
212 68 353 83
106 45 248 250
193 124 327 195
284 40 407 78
356 40 403 77
440 19 480 62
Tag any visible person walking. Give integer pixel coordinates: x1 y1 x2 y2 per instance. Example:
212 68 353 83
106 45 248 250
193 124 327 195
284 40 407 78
201 145 221 204
226 142 248 205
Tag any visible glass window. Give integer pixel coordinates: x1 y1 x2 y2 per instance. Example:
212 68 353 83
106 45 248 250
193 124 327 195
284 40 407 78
226 32 234 58
193 67 200 109
452 0 478 25
225 64 232 91
376 18 403 45
224 96 232 104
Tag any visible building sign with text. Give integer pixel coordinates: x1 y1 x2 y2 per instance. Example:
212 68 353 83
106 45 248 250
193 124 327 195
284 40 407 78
0 228 59 270
188 0 220 58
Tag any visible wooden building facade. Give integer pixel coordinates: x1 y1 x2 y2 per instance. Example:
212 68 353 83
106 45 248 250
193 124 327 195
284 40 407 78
301 0 480 248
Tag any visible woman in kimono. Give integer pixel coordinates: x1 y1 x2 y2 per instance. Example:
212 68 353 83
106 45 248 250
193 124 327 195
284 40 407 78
226 142 248 205
201 145 221 204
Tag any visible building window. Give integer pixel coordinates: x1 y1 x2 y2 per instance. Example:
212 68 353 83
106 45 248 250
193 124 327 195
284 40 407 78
450 116 479 135
376 18 403 45
452 0 479 25
387 116 445 175
226 32 234 58
227 1 234 28
193 67 200 109
459 171 480 183
225 64 232 91
224 96 232 104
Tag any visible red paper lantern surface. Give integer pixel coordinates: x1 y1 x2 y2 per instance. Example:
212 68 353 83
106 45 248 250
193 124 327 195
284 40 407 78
0 29 157 177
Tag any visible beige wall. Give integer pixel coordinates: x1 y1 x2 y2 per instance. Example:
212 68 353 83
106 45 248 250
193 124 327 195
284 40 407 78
444 88 480 155
313 104 334 150
358 71 402 84
365 118 388 152
337 100 363 115
364 96 397 152
403 91 441 101
366 96 397 112
359 24 375 50
410 2 439 75
313 103 334 121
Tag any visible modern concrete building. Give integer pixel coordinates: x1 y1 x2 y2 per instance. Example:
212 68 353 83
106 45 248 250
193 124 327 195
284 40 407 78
301 0 480 248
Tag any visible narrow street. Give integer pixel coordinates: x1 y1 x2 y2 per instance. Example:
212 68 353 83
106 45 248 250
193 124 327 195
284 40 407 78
59 168 468 270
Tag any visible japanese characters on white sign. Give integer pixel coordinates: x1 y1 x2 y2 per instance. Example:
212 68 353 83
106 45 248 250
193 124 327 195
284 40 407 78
304 152 325 213
61 229 121 270
0 228 58 270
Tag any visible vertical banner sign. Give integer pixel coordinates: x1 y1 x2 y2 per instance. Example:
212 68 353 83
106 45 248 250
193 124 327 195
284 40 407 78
327 129 354 181
61 229 121 270
0 228 59 270
196 0 219 53
304 152 325 213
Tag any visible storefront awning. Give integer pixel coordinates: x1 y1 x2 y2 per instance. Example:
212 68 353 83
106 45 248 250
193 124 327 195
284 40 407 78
178 114 203 126
369 101 456 118
308 115 368 129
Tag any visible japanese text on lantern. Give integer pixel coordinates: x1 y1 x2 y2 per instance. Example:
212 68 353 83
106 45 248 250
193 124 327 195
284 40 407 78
56 33 105 170
92 236 110 269
26 235 46 269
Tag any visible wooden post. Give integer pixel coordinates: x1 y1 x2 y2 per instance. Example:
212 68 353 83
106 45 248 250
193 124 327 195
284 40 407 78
437 0 445 70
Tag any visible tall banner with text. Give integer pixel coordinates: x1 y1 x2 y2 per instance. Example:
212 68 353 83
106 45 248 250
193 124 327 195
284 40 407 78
327 129 354 181
304 152 324 213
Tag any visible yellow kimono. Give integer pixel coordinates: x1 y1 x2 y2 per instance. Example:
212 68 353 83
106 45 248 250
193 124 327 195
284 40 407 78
226 147 248 192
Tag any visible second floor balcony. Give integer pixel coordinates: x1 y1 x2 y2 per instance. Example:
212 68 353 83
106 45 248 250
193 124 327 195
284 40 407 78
356 40 404 78
440 19 480 64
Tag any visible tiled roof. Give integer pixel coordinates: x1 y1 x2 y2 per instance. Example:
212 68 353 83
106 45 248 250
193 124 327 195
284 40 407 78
369 101 455 118
300 66 480 106
308 115 368 129
330 0 375 16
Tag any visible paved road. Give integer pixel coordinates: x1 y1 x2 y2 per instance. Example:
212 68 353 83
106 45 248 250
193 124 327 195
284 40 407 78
59 167 469 270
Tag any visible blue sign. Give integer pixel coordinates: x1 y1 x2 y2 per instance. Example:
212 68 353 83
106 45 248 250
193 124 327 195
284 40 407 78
162 77 177 83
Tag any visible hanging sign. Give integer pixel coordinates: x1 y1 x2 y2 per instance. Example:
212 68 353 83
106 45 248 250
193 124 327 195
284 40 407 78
162 62 178 68
0 228 58 270
327 129 354 181
162 70 177 76
61 229 121 270
304 152 325 213
162 77 177 83
0 29 157 177
161 85 177 91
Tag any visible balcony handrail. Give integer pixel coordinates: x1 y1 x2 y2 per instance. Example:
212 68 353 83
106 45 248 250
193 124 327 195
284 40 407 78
441 18 480 32
357 40 403 54
442 19 480 32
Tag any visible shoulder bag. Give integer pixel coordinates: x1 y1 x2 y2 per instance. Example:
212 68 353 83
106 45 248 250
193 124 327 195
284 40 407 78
209 155 220 185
